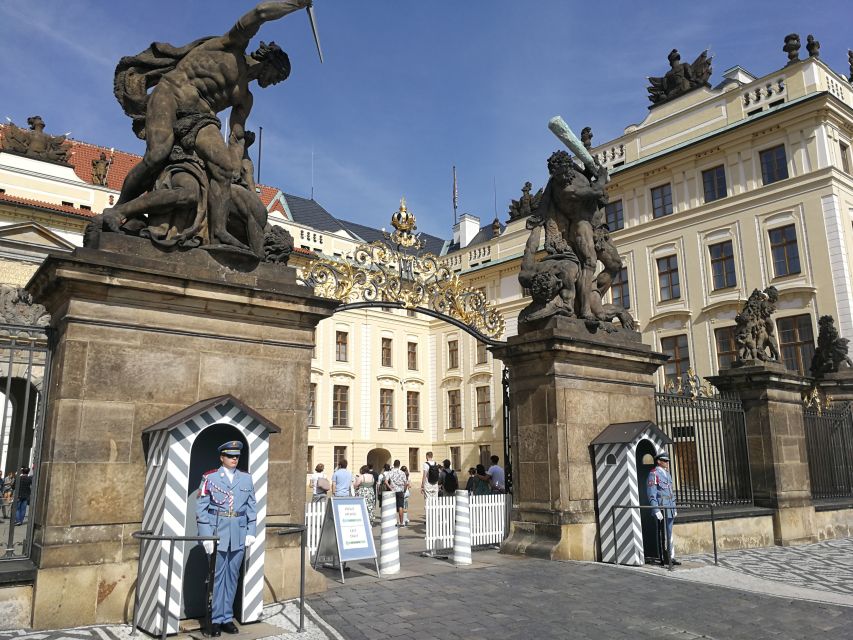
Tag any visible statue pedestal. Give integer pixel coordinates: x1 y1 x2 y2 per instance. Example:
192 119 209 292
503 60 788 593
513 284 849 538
25 236 336 629
492 317 666 561
711 363 818 546
816 368 853 401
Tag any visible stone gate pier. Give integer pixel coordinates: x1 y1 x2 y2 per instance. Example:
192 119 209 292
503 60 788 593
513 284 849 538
22 235 336 629
493 317 667 561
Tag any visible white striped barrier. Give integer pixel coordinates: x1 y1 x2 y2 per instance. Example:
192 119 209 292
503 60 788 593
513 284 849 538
452 490 472 565
379 491 400 575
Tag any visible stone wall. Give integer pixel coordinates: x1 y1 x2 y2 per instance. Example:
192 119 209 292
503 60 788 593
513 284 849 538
25 237 336 629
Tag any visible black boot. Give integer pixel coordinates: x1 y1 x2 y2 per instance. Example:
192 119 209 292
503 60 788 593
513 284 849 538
221 621 239 634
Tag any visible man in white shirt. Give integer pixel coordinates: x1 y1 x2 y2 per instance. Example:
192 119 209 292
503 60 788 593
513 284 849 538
421 451 440 500
384 460 409 526
486 455 505 493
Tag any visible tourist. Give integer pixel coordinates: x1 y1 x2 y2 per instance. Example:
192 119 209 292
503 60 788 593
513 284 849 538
439 459 459 497
384 460 408 526
1 471 13 519
473 464 491 496
421 451 440 501
401 465 411 525
354 465 376 521
647 452 680 566
465 467 477 494
14 467 32 526
331 459 353 497
486 455 506 493
196 440 257 636
376 463 391 515
310 463 329 503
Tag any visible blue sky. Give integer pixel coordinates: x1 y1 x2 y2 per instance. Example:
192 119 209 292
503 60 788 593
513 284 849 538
1 1 851 239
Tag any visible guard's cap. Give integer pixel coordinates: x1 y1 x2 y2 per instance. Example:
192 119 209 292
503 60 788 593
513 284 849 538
655 452 670 462
218 441 243 456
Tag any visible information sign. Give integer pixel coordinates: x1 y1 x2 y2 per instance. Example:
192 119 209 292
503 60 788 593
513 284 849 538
312 496 379 582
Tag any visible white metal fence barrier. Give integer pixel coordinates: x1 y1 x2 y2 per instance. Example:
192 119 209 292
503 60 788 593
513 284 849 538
305 501 325 559
425 493 508 552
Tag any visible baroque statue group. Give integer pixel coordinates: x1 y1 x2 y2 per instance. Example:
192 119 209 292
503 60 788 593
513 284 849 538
81 0 314 266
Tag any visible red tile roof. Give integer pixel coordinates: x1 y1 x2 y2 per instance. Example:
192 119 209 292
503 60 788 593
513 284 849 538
1 124 286 212
0 191 96 218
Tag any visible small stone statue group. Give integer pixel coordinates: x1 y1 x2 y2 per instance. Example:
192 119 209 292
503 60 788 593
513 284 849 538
1 116 71 164
733 286 780 364
783 33 821 65
810 315 853 377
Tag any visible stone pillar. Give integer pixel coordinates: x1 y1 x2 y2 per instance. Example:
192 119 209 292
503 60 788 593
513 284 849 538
710 363 817 546
492 317 666 561
24 236 336 629
815 369 853 401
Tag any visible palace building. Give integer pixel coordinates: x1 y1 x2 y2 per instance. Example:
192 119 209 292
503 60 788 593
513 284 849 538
2 36 852 489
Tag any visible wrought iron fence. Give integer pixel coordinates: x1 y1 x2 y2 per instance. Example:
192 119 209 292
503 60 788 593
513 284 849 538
803 401 853 500
0 323 53 560
655 379 752 506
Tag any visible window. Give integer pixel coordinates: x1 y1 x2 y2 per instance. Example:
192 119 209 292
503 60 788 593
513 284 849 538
760 145 788 185
332 385 349 427
335 331 348 362
709 241 736 290
769 224 800 277
714 326 738 370
660 334 691 382
611 266 630 309
381 337 392 367
702 165 727 202
307 445 314 473
651 183 673 218
448 339 459 369
777 314 815 375
408 447 419 471
476 341 488 364
407 341 418 370
308 383 317 426
406 391 420 430
447 389 461 429
605 199 624 231
379 388 394 429
476 386 491 427
841 142 851 174
657 255 681 301
333 446 347 469
479 445 492 468
450 446 461 472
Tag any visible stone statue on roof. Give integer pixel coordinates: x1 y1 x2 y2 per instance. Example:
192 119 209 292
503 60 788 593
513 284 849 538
91 1 314 266
1 116 71 164
508 181 543 221
647 49 712 107
91 152 111 186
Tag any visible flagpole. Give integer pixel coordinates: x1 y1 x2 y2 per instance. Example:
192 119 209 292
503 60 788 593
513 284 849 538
452 165 458 226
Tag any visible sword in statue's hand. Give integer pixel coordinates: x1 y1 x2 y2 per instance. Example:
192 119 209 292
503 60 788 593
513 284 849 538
306 3 324 63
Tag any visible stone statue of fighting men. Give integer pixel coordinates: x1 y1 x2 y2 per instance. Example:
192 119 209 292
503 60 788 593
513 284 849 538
100 1 313 256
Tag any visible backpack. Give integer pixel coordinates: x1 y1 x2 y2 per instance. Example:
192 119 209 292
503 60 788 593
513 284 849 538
426 462 440 485
442 469 458 494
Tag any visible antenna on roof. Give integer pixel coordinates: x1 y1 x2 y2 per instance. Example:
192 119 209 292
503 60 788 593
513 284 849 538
493 176 498 218
311 146 315 201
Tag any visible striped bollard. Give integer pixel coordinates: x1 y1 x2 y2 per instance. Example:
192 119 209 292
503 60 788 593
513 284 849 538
453 489 472 566
379 491 400 575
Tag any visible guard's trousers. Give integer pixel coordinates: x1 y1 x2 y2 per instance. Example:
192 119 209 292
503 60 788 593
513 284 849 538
656 516 675 562
212 548 244 624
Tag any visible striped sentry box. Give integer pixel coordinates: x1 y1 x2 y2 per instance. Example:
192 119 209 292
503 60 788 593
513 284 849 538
137 396 280 637
592 421 670 566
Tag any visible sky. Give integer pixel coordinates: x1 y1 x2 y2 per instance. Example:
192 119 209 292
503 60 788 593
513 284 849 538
1 0 852 239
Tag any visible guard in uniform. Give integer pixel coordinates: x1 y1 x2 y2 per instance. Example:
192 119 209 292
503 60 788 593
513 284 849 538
196 441 257 636
646 452 680 566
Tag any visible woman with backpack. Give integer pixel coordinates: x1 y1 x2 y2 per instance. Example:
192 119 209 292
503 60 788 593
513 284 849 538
473 464 491 496
439 459 458 497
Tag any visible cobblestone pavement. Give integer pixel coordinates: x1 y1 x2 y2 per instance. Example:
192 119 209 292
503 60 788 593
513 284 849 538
687 536 853 596
308 555 853 640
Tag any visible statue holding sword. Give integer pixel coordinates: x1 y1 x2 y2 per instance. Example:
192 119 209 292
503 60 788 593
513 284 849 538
99 1 323 256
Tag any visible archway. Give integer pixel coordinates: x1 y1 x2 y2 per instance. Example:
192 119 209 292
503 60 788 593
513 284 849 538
366 448 392 472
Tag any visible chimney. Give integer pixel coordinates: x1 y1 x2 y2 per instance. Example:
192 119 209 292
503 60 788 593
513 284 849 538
453 213 480 248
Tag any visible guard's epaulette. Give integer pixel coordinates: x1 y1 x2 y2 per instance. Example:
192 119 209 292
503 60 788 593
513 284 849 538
203 468 218 476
